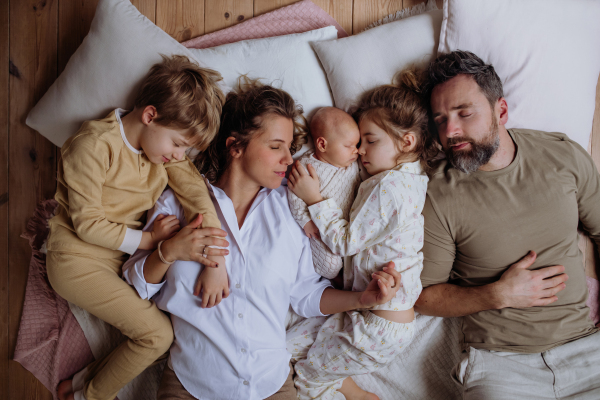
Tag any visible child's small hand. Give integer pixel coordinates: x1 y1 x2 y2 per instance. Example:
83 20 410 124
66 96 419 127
358 262 402 308
303 220 321 239
194 255 229 308
151 214 180 247
288 161 323 206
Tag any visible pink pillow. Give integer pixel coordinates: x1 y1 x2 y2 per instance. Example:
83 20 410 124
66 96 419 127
182 0 347 49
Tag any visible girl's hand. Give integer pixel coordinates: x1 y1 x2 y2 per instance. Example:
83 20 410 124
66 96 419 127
151 214 180 245
288 161 323 206
303 220 321 239
358 263 401 308
161 215 229 268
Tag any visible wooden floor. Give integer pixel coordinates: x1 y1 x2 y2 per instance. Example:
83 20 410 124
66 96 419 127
1 0 599 398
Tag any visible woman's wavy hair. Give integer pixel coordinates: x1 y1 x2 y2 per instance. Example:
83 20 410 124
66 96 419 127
195 77 307 183
352 67 440 171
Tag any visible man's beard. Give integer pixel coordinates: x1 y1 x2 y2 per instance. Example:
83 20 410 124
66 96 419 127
445 115 500 174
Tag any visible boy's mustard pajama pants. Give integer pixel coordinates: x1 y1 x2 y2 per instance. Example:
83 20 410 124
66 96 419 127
47 251 174 400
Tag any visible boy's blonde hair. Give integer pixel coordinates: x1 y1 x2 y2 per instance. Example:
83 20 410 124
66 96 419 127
135 54 226 151
353 67 439 170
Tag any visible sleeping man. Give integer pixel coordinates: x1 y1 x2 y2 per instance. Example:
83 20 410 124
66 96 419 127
415 50 600 399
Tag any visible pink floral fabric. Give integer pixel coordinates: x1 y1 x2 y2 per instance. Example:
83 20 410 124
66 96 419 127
182 0 347 49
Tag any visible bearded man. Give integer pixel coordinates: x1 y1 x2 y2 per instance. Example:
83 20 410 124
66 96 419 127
415 50 600 399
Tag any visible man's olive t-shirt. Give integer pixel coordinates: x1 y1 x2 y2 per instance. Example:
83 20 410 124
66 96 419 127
422 129 599 353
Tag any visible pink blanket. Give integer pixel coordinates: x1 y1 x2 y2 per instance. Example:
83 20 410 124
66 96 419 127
181 0 348 49
14 200 94 400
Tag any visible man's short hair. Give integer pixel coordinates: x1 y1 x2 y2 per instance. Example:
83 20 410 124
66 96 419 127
135 54 225 151
423 50 504 110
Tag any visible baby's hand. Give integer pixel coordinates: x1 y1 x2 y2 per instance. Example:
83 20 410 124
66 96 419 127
288 161 323 206
303 220 321 239
194 255 229 308
151 215 181 247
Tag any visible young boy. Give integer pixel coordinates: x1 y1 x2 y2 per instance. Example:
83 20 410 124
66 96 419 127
287 107 362 280
47 55 229 400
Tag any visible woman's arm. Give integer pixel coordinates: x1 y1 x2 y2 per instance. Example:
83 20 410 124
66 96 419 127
319 263 401 314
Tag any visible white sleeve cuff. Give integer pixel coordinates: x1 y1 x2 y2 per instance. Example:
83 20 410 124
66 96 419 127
118 228 143 254
125 254 165 300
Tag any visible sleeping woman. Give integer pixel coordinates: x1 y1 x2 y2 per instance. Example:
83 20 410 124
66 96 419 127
122 80 401 400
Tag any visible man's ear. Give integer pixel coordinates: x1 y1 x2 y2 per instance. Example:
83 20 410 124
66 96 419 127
315 137 327 153
226 136 242 158
399 132 417 153
497 97 508 125
141 105 157 126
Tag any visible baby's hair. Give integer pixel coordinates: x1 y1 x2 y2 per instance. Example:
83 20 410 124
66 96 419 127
135 54 226 151
195 77 307 184
353 67 440 170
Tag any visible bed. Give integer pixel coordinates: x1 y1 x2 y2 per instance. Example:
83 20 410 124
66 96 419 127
8 0 600 399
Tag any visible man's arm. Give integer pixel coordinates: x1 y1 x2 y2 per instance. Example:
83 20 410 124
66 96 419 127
416 196 568 317
416 251 568 317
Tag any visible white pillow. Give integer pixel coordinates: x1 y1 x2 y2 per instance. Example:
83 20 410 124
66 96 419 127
26 0 211 148
438 0 600 150
311 10 443 112
188 27 338 158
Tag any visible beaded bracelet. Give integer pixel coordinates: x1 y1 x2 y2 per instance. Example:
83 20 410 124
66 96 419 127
157 240 175 265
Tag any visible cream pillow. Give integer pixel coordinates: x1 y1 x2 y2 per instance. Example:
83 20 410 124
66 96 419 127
312 10 443 111
26 0 213 148
438 0 600 150
188 27 338 158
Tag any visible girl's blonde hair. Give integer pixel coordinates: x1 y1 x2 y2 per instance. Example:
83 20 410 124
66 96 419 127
195 77 307 184
353 67 439 170
135 54 226 151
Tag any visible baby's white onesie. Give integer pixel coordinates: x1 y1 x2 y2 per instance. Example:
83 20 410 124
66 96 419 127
287 151 361 278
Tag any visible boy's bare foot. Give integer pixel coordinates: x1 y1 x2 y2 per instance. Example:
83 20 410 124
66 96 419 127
338 377 380 400
57 379 75 400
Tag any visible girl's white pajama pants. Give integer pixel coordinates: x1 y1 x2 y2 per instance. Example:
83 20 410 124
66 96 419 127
286 310 415 400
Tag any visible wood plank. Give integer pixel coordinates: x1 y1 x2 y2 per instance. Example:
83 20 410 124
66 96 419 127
254 0 353 35
57 0 99 73
8 0 57 398
352 0 404 33
157 0 205 42
0 0 9 397
204 0 253 35
132 0 157 23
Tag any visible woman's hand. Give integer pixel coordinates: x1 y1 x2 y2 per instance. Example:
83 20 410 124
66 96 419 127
161 214 229 268
288 161 323 206
358 263 401 309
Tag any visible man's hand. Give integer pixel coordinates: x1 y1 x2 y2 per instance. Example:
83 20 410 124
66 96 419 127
492 251 568 309
358 262 401 309
303 220 321 239
288 162 323 206
194 262 230 308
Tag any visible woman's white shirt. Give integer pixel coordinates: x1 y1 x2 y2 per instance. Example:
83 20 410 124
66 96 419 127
123 182 330 400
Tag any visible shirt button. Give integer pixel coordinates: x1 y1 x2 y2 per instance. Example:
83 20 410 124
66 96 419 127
243 381 249 386
141 162 145 167
238 313 243 318
241 348 246 353
235 283 241 289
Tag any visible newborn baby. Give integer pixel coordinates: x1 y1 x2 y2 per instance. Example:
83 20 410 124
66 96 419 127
288 107 361 279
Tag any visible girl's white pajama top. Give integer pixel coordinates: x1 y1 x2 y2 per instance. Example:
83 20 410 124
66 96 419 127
122 182 331 400
308 161 428 311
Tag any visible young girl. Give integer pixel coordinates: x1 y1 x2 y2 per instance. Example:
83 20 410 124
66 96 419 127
287 68 439 400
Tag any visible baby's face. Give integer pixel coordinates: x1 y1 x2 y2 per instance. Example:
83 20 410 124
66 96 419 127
323 126 360 168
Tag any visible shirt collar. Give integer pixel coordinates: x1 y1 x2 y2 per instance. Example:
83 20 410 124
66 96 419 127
115 108 142 155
